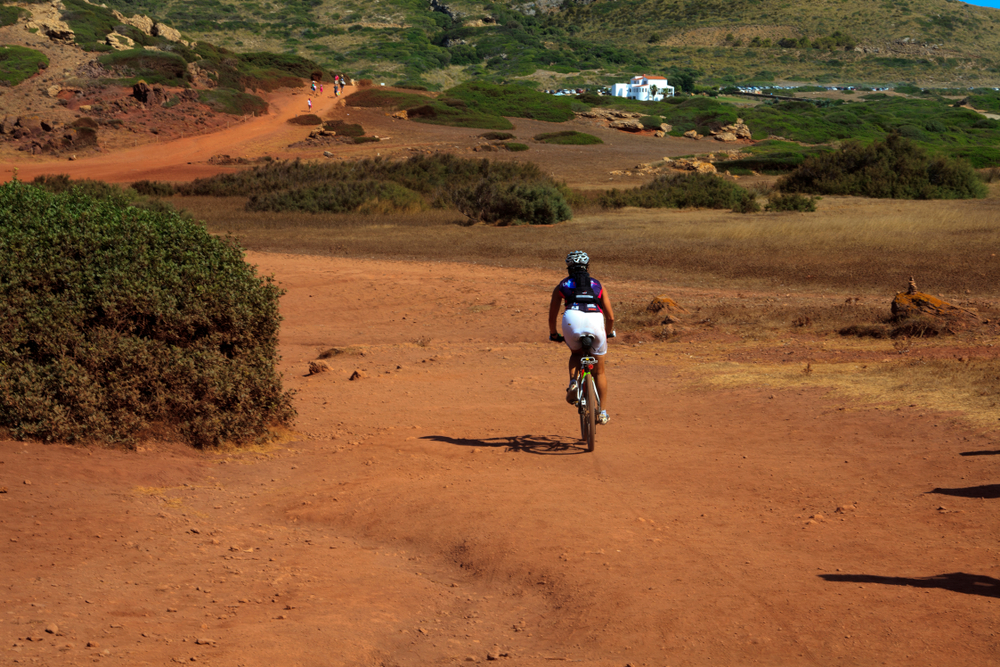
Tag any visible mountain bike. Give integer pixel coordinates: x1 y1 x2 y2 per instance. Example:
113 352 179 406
573 334 601 452
551 332 601 452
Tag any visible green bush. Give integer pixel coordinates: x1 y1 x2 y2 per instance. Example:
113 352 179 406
765 193 818 212
480 131 515 140
601 172 753 210
505 142 529 151
61 0 118 51
534 131 603 145
446 81 576 122
452 178 571 225
353 136 380 144
0 180 294 446
778 134 987 199
639 115 662 129
0 45 48 86
197 89 269 116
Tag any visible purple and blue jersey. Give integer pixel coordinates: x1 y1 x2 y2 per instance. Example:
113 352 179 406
558 277 604 313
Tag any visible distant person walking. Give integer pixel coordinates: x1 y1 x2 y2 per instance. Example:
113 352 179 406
307 98 312 111
319 83 323 95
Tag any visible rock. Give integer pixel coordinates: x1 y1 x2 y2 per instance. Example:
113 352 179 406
659 123 672 132
132 82 169 106
113 11 154 35
46 85 61 98
392 109 409 120
45 624 58 634
715 131 738 142
683 129 702 139
307 360 330 375
87 641 99 648
654 130 665 138
349 370 366 381
647 296 688 314
105 33 135 51
152 23 184 44
323 151 334 158
194 638 215 645
610 119 644 132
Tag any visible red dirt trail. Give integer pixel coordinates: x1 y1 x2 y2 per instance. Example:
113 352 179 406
3 253 1000 667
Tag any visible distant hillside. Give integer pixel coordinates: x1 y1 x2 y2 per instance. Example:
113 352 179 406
6 0 1000 88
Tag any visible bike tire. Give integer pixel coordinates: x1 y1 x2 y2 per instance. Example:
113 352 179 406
585 374 597 452
579 389 589 443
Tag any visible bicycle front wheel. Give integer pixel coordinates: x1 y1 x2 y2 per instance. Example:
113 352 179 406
584 374 597 452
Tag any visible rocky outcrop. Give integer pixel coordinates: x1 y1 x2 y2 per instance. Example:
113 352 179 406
113 10 154 34
609 119 644 132
132 82 169 106
106 32 135 51
187 62 216 88
1 115 98 154
711 118 752 142
647 296 688 314
152 22 184 44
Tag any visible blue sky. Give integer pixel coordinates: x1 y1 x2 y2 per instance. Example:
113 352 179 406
960 0 1000 8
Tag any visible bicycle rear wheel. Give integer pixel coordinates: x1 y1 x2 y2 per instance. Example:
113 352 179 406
584 374 597 452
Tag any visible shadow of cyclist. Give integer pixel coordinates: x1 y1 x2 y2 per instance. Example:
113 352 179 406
420 434 587 455
820 572 1000 599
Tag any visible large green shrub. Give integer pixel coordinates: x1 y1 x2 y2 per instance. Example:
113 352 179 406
98 49 190 85
601 172 753 210
0 5 22 27
453 178 571 225
0 180 294 447
778 134 987 199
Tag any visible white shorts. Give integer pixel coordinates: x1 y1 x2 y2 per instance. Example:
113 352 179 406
562 309 607 356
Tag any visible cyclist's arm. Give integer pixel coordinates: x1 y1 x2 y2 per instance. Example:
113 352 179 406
600 287 615 335
548 286 563 336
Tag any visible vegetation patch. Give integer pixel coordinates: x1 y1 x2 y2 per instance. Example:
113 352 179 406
97 49 190 86
480 132 515 141
778 134 987 199
288 114 322 125
323 120 364 137
0 5 22 27
197 89 268 116
0 45 48 87
0 179 294 446
505 143 529 152
601 172 755 211
446 82 575 123
534 131 603 145
765 193 818 212
61 0 118 52
345 88 432 110
174 154 565 223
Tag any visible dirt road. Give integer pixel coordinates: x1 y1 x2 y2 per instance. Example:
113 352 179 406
3 253 999 666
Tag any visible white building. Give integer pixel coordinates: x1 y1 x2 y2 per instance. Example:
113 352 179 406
610 75 674 101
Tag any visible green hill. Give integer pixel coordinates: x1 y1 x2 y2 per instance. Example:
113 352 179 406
41 0 1000 88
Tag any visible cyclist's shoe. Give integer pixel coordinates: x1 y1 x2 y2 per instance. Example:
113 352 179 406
598 410 610 425
566 380 579 405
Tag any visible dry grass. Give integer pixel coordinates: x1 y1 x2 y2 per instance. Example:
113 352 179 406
177 189 1000 432
180 192 1000 297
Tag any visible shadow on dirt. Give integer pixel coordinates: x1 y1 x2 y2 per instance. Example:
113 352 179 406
960 450 1000 457
421 434 587 455
928 484 1000 499
820 572 1000 599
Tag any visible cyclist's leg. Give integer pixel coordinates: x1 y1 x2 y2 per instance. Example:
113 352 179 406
593 355 608 410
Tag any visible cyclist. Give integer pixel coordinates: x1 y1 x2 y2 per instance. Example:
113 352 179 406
548 251 615 424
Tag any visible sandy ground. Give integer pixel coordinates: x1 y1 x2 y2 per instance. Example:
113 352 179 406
3 74 1000 666
3 253 1000 667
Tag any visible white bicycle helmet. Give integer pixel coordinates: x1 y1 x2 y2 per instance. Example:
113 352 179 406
566 250 589 267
